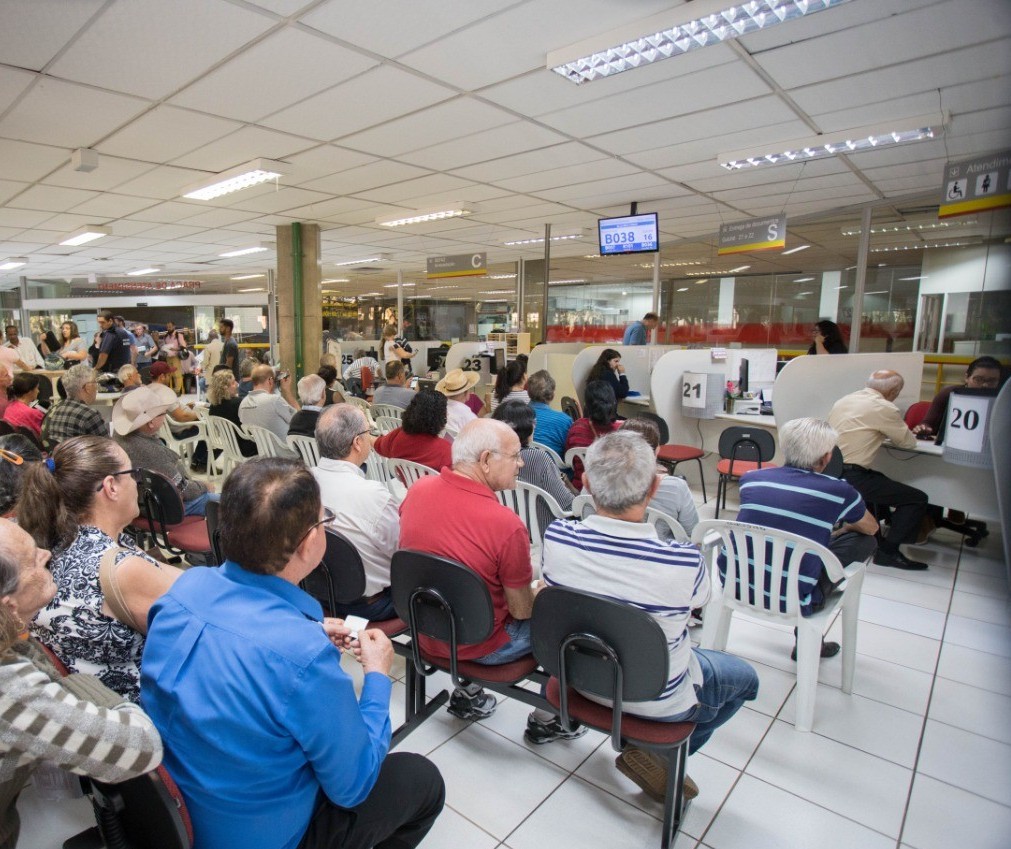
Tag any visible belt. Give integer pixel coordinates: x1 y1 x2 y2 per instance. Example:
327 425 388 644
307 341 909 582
841 463 869 472
362 590 387 604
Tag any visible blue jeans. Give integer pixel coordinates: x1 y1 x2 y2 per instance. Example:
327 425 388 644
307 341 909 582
184 491 220 518
333 591 399 623
473 619 532 665
660 648 759 755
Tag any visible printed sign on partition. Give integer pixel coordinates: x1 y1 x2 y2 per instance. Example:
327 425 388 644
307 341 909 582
939 150 1011 218
681 371 708 409
944 393 990 454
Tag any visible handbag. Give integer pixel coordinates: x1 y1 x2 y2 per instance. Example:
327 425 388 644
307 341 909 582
98 546 142 631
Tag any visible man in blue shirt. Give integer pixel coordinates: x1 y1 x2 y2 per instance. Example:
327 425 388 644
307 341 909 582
140 458 444 849
622 311 658 345
527 369 572 457
730 417 878 659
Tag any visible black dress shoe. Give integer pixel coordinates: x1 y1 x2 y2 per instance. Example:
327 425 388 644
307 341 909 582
791 641 841 661
874 549 928 570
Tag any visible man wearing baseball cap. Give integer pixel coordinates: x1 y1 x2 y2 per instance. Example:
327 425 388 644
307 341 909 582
436 368 480 435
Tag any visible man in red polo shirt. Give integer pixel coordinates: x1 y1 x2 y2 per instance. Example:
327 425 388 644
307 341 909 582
398 419 539 721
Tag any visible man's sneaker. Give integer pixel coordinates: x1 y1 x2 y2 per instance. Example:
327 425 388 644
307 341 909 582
524 713 589 745
791 640 841 661
447 688 497 720
874 549 928 570
614 747 698 803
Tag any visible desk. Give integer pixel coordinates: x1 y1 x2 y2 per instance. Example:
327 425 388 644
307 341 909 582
715 412 778 428
873 441 999 523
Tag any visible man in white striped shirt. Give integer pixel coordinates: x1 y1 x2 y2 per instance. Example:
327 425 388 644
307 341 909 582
542 431 758 803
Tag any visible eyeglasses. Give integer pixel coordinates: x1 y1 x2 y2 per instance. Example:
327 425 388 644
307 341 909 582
488 449 522 463
355 428 380 439
0 448 23 466
95 468 144 491
296 506 336 548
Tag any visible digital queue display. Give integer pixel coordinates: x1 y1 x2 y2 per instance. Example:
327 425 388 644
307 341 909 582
598 212 659 255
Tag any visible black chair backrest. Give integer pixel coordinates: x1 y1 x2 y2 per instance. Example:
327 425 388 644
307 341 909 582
204 498 224 565
718 426 775 465
560 396 580 422
302 528 368 613
139 365 153 385
823 445 844 478
137 469 186 528
531 586 670 703
633 411 670 445
390 550 494 646
88 766 192 849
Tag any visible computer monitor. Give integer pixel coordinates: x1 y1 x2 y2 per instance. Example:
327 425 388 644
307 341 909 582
427 347 447 372
365 348 379 361
493 348 506 374
738 358 749 394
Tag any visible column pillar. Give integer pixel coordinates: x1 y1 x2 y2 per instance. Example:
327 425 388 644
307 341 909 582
275 223 321 379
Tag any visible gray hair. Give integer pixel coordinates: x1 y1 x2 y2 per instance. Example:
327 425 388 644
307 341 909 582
316 403 367 460
866 370 903 396
63 362 97 399
452 418 514 466
239 357 256 379
297 374 325 406
117 364 138 384
526 370 556 404
585 431 656 512
780 417 838 470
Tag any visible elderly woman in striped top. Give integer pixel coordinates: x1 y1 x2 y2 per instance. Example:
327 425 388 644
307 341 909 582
0 519 162 849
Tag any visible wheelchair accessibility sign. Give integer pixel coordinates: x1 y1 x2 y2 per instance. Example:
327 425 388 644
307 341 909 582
939 150 1011 218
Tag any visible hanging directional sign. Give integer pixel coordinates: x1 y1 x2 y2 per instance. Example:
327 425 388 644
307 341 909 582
718 215 787 255
938 149 1011 218
427 253 487 278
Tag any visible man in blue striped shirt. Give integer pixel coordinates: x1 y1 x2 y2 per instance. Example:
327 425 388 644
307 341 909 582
542 431 758 804
733 417 878 658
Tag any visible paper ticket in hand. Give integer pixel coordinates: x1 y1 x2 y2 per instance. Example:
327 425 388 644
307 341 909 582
344 616 369 641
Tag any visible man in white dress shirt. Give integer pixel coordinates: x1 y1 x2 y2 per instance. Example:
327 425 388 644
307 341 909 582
3 325 44 370
312 403 399 621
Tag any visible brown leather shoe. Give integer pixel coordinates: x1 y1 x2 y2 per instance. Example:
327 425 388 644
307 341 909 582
615 746 698 803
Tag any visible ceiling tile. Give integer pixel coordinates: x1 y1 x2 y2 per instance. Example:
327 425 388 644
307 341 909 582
169 27 378 122
69 193 157 219
49 0 276 99
0 209 53 229
354 174 478 205
97 106 242 163
495 158 635 194
170 126 317 172
451 142 601 183
0 77 148 148
178 208 261 228
0 181 29 207
285 146 377 185
10 185 99 212
398 121 568 171
262 66 456 141
0 67 36 116
224 186 333 215
132 203 209 225
0 0 105 71
42 156 155 192
0 139 69 182
306 161 432 196
113 165 211 201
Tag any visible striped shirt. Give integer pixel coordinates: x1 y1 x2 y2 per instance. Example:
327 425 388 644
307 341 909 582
728 466 866 615
542 515 709 718
342 356 380 382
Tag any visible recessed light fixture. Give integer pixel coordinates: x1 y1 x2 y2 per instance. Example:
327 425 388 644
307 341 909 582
219 243 273 258
231 274 266 281
781 245 810 256
504 231 585 246
898 276 927 281
126 267 160 276
182 158 287 201
383 283 416 288
694 279 709 284
333 255 390 266
376 204 472 227
60 225 111 247
835 285 848 290
793 277 815 283
550 279 586 285
488 273 518 279
0 257 28 271
870 241 977 253
841 220 974 236
676 287 689 292
480 290 514 295
320 278 350 284
548 0 853 84
728 265 751 273
719 113 944 171
237 287 266 293
864 290 889 295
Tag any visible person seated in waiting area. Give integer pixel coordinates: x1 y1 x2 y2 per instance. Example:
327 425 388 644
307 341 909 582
342 348 381 398
372 360 416 410
435 368 479 435
117 363 143 391
149 360 208 470
372 389 452 472
206 368 256 457
112 384 216 518
2 373 44 438
0 434 42 518
140 458 445 849
526 369 572 457
317 363 341 406
22 435 184 702
41 363 107 451
913 355 1003 438
807 320 848 355
239 364 300 448
0 520 163 849
587 347 630 400
237 356 256 399
828 370 928 571
313 404 399 621
618 418 699 539
731 417 878 660
288 374 326 438
564 380 621 490
489 358 529 414
542 431 759 804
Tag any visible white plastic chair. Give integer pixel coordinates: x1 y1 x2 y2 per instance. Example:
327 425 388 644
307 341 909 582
364 451 393 485
496 480 571 572
645 506 689 543
569 493 596 519
530 441 569 471
207 416 249 479
160 416 208 466
245 424 295 459
692 519 867 733
563 446 588 469
371 403 404 421
343 395 375 425
386 458 438 491
374 415 400 436
287 434 320 467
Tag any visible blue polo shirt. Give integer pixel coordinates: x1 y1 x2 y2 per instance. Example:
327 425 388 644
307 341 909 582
623 321 647 345
140 562 392 849
530 401 573 457
722 466 866 615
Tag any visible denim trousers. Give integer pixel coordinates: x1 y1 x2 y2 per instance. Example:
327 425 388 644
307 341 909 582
184 491 220 518
661 648 760 755
472 619 532 666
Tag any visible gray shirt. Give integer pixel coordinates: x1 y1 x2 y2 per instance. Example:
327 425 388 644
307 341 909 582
239 389 297 456
372 383 416 410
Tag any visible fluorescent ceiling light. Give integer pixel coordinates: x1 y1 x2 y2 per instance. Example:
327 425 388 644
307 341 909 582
841 220 974 236
333 255 389 266
792 277 815 283
898 276 927 281
237 287 265 293
231 274 265 281
870 240 978 253
781 245 810 255
376 204 472 227
480 290 514 295
550 279 586 285
219 243 273 258
320 278 350 284
358 292 382 297
383 283 415 288
126 267 160 276
60 225 111 246
488 273 517 279
0 257 28 271
835 285 848 290
182 158 287 201
549 0 853 84
676 287 689 292
694 279 709 284
864 290 889 295
719 113 944 171
504 231 585 246
728 265 751 273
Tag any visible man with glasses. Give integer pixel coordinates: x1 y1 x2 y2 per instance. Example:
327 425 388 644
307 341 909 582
141 458 445 849
913 355 1004 439
239 363 300 457
312 404 399 622
40 363 107 450
398 419 550 723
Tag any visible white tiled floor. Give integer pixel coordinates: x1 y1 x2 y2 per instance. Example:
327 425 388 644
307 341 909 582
16 495 1011 849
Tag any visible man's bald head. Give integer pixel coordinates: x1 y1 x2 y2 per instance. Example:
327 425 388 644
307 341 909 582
251 364 276 387
866 369 904 401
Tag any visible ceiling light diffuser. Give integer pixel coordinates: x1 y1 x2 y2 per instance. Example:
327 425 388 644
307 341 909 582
781 245 810 255
219 243 273 258
126 267 160 276
333 255 390 266
504 231 586 246
182 158 287 201
376 205 472 227
549 0 853 84
59 225 111 246
0 257 28 271
231 274 265 280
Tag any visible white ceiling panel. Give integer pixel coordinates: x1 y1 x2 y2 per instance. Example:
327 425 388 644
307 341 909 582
0 77 148 148
49 0 276 100
0 209 53 229
68 193 156 219
0 181 29 207
307 161 432 196
285 146 377 185
9 185 99 213
494 158 635 195
0 0 105 72
354 174 480 205
42 156 154 192
113 165 211 201
812 92 953 136
170 126 317 172
98 106 242 163
131 203 210 225
170 27 378 122
280 197 384 221
177 208 261 228
535 172 675 204
451 142 601 183
224 186 333 215
399 122 568 171
263 66 456 141
339 98 515 158
0 67 36 115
